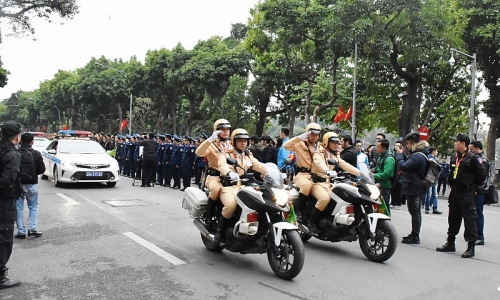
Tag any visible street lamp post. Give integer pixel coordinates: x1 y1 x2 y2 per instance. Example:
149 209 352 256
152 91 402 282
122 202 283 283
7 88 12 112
53 105 62 128
95 62 132 135
449 48 477 138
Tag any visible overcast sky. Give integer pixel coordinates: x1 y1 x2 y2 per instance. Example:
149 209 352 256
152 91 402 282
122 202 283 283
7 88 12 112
0 0 260 100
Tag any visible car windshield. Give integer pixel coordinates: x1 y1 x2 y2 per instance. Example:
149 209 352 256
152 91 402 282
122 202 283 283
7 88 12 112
58 141 105 154
33 139 50 149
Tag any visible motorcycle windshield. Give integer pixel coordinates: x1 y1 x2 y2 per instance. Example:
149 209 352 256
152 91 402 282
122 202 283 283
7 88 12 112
359 171 376 185
263 163 284 189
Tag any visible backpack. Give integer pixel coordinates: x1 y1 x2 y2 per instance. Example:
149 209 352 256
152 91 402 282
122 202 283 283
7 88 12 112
415 152 441 189
19 148 35 183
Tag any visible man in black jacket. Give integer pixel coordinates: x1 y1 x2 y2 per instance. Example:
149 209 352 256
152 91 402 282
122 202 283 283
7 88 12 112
140 133 157 187
0 121 23 289
340 135 357 167
396 132 429 245
15 133 46 239
436 134 486 258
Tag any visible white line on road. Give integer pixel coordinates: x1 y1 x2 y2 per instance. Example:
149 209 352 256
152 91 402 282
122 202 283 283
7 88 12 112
56 193 80 205
123 232 186 266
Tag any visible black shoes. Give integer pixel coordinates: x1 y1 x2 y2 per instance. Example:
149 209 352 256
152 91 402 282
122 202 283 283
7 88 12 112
28 230 43 238
475 240 484 246
180 188 186 192
14 234 25 239
436 242 456 252
461 242 475 258
402 234 420 244
432 210 442 215
0 277 21 289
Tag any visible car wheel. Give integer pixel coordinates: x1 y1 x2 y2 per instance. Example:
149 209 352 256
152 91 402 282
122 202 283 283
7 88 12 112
53 166 62 187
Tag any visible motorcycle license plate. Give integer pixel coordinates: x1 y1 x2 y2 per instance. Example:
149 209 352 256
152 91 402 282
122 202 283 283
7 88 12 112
182 199 193 213
86 171 103 177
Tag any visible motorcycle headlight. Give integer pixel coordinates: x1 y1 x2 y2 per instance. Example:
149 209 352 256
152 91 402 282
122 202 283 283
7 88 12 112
367 184 380 200
271 188 289 207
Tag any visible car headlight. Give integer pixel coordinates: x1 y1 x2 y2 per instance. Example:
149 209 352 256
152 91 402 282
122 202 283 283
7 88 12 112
62 162 76 168
271 188 289 207
367 184 380 200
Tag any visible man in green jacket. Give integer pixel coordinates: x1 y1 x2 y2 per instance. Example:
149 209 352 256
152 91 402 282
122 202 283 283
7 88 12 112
374 139 395 209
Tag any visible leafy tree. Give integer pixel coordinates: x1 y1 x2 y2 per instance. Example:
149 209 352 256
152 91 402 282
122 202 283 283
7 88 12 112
0 0 79 36
0 58 8 87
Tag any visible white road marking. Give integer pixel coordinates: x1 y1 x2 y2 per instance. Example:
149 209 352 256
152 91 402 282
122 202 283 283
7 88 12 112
56 193 80 205
123 232 186 266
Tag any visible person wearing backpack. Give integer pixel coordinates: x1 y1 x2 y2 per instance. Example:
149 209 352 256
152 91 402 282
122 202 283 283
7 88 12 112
260 136 277 164
469 141 489 246
436 134 486 258
15 133 46 239
373 139 395 211
0 121 23 289
396 132 429 245
424 147 443 215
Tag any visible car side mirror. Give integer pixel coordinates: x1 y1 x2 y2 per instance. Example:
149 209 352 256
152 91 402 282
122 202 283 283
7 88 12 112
47 149 56 155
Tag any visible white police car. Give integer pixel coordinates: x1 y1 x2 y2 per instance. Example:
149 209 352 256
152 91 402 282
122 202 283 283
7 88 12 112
41 139 119 187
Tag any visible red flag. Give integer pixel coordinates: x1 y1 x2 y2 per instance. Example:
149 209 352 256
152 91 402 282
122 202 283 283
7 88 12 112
333 106 345 123
120 119 129 130
344 105 353 121
62 124 69 130
42 125 47 132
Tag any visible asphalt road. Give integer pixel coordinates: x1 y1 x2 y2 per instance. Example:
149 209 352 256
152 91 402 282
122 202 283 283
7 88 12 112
2 177 500 300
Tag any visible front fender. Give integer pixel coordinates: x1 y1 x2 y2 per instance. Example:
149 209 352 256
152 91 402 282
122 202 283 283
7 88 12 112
272 222 298 246
366 212 391 234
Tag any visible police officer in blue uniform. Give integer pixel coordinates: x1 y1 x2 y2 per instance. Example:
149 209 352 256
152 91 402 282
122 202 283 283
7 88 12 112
194 135 207 187
162 134 173 187
170 134 182 189
180 136 196 191
116 135 124 174
128 136 138 178
155 135 166 185
133 134 142 179
123 135 131 176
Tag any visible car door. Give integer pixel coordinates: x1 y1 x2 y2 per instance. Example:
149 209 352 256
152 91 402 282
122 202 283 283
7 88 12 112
45 140 58 176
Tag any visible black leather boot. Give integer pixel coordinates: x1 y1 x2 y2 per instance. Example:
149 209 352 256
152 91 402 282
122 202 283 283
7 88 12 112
295 193 307 223
204 199 216 225
461 241 475 258
436 236 456 252
213 216 229 246
0 268 21 289
307 208 322 236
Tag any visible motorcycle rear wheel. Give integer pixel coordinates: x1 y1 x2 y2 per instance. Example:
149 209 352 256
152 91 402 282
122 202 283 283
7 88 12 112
201 233 224 252
267 230 304 280
359 219 397 263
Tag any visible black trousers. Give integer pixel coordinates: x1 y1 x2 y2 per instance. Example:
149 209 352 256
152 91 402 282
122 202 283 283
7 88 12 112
390 181 403 206
437 177 448 195
195 167 203 184
172 165 181 188
182 165 192 189
406 194 423 236
0 200 16 269
141 157 155 186
164 164 172 186
447 188 477 242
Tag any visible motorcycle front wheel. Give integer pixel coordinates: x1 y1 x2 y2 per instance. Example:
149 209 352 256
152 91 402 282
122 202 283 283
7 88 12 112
359 219 397 263
267 230 304 280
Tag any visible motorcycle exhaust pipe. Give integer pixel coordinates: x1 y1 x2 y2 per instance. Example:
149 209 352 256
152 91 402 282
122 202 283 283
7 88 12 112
193 219 214 242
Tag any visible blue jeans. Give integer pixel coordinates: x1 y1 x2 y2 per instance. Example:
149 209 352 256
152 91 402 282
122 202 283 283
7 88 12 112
425 182 438 211
475 193 485 241
16 184 39 235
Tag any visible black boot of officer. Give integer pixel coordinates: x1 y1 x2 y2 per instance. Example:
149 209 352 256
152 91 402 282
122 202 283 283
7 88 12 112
213 216 229 246
436 236 456 252
204 199 216 226
461 241 475 258
295 193 307 223
307 208 322 236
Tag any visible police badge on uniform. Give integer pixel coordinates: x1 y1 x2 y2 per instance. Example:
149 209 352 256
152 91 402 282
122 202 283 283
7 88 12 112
478 157 483 164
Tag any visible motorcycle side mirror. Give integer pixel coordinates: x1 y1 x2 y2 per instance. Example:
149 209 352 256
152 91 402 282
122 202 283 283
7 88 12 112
327 158 338 166
226 157 238 166
285 158 293 165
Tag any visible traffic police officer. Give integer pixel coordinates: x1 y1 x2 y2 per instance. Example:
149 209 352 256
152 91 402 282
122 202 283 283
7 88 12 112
155 135 166 185
162 134 173 187
436 133 486 258
123 135 131 176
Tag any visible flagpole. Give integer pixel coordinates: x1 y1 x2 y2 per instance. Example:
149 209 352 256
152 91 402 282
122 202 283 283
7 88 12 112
352 43 357 139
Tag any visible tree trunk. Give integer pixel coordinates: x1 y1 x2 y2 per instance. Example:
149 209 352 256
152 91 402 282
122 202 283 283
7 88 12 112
288 108 296 136
398 78 420 137
486 115 499 161
304 80 314 123
255 95 271 136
